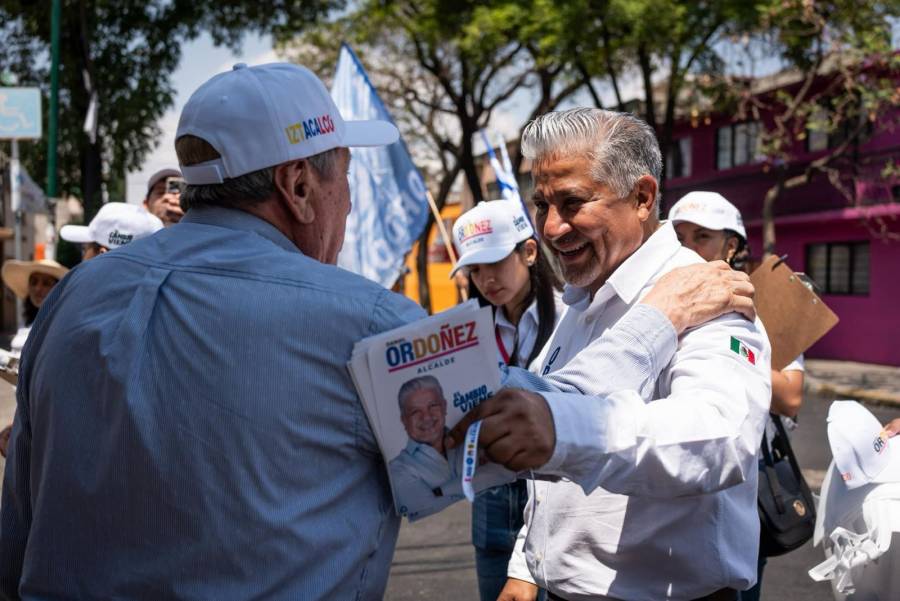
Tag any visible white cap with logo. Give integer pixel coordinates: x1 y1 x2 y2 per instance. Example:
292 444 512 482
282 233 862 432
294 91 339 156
60 203 164 249
450 200 534 276
669 191 746 239
827 400 900 490
175 62 400 185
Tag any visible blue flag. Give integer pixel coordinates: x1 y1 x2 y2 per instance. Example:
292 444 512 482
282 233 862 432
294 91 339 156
331 44 429 287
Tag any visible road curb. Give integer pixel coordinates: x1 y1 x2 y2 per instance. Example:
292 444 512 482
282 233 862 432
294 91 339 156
805 375 900 409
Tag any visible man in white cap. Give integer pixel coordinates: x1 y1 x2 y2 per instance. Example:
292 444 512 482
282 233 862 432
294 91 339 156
143 167 184 226
60 202 164 260
0 62 421 600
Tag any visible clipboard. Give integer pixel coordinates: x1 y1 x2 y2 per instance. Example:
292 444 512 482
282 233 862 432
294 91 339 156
750 255 839 371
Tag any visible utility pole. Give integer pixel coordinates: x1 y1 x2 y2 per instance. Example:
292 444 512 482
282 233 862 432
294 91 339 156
46 0 61 198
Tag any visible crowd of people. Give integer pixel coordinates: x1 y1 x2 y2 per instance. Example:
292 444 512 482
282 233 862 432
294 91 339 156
0 61 895 601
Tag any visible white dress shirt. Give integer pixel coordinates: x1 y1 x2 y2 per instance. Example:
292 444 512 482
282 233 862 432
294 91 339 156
507 222 773 601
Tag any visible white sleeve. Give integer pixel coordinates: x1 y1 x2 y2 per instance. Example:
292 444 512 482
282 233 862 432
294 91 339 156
506 522 535 583
783 354 805 372
537 309 772 498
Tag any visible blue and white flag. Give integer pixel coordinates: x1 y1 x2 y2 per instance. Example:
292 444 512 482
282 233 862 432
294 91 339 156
331 44 429 288
479 129 533 231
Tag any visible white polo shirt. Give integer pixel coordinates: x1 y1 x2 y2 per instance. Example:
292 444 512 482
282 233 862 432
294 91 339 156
508 222 773 601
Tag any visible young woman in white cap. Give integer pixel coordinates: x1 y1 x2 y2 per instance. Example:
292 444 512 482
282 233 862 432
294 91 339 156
451 199 562 601
669 191 804 601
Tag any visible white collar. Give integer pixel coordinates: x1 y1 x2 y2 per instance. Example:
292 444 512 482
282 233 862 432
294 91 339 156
561 221 682 316
495 298 539 331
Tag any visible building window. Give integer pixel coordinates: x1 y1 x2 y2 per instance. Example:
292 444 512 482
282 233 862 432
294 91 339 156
716 121 762 170
805 241 870 295
666 137 692 179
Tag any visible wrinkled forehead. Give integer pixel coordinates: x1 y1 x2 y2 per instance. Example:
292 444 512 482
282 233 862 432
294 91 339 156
531 153 613 200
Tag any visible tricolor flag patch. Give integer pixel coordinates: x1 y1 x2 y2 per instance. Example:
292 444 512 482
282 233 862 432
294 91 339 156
730 336 756 364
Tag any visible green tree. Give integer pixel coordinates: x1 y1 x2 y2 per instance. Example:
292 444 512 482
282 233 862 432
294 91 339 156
0 0 338 218
726 0 900 254
282 0 586 311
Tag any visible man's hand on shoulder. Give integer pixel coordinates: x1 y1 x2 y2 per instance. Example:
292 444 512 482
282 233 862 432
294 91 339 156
641 260 755 334
445 388 555 471
497 578 540 601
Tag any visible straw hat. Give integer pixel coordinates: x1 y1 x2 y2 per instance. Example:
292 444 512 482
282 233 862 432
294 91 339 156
1 259 69 300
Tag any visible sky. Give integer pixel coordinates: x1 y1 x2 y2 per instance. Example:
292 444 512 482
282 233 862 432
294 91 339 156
124 32 634 203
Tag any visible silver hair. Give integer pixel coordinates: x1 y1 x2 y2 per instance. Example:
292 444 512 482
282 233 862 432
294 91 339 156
521 107 662 214
397 375 445 415
181 147 342 210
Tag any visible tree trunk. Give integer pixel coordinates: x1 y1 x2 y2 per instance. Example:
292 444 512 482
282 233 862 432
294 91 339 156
637 44 658 133
415 163 461 313
416 212 434 314
460 129 483 204
761 174 785 258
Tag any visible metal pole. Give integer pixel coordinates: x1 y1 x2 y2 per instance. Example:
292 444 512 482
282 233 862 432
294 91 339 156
10 140 23 329
46 0 61 197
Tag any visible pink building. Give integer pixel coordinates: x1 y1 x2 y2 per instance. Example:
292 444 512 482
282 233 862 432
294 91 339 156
664 90 900 366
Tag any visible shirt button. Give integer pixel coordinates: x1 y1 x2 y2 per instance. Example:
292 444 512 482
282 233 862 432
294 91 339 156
535 553 543 563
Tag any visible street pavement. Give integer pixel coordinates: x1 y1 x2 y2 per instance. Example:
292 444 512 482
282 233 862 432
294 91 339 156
1 374 898 600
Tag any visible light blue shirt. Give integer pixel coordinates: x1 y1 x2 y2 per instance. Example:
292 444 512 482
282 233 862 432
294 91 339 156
0 206 425 600
388 434 464 521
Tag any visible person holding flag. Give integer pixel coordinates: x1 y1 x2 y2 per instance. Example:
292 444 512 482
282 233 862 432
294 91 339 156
451 199 563 601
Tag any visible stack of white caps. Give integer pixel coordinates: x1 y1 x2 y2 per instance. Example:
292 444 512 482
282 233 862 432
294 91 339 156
176 62 399 185
450 200 534 276
828 400 900 490
669 191 746 239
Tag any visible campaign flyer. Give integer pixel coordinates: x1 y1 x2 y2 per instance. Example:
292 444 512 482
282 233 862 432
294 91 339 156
349 301 515 521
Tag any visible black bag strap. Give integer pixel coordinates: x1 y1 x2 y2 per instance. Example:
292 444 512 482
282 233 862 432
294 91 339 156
759 418 785 514
770 413 815 503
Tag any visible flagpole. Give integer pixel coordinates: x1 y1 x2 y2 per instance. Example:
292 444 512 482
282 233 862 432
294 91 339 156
425 190 457 267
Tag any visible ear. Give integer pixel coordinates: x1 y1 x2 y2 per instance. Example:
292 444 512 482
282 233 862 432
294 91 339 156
725 236 740 261
633 175 658 222
273 160 316 225
522 238 539 266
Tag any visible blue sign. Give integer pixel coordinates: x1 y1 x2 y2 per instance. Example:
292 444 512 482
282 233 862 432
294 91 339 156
0 88 42 139
330 44 429 288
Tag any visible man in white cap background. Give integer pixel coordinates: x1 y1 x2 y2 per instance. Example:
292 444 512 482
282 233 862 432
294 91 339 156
60 202 164 260
143 167 184 226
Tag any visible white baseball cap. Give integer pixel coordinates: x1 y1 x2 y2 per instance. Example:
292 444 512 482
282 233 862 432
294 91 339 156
176 62 399 185
60 203 164 249
450 200 534 276
668 191 746 239
827 400 900 490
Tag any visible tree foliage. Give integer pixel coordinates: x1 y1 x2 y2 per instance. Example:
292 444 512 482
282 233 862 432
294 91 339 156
0 0 339 218
724 0 900 252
